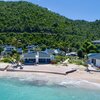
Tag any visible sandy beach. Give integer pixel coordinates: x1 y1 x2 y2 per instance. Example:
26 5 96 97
0 63 100 89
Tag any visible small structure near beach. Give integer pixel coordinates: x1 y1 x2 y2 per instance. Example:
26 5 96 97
27 45 38 53
44 48 61 55
92 40 100 45
17 48 23 54
88 53 100 68
2 45 16 55
66 52 77 56
21 51 54 65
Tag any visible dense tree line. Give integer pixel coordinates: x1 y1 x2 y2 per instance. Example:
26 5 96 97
0 33 99 54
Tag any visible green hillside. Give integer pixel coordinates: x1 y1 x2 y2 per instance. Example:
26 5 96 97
0 1 72 33
0 1 100 51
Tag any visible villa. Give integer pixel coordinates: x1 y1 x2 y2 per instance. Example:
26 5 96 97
2 45 16 55
27 45 38 53
21 51 54 64
17 48 23 54
66 52 77 56
88 53 100 67
92 40 100 45
44 48 61 55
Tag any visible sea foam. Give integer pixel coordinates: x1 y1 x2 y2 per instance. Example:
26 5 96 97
1 75 100 89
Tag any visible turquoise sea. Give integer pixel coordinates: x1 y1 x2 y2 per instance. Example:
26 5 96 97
0 77 100 100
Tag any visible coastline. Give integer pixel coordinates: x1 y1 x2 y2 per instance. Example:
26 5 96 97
0 63 100 89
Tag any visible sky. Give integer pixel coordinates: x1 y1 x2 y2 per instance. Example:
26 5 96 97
4 0 100 21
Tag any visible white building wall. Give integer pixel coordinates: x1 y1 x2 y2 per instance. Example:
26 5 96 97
88 58 92 64
96 59 100 67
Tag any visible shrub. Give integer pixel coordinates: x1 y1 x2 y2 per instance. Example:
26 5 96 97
0 57 13 63
77 49 84 58
55 55 68 63
68 56 86 66
51 60 57 64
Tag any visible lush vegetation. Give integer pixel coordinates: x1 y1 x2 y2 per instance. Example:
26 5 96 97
0 1 100 54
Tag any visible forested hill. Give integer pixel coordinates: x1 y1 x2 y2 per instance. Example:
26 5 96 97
0 1 100 39
0 1 72 33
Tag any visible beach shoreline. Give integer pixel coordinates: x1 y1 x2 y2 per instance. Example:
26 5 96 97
0 63 100 89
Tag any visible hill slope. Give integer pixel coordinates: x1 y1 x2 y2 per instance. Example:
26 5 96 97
0 1 100 36
0 1 100 50
0 1 73 34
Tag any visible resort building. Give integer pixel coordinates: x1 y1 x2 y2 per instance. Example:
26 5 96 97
88 53 100 67
2 45 16 55
17 48 23 54
66 52 77 56
44 48 61 55
92 40 100 45
27 45 38 53
21 51 54 64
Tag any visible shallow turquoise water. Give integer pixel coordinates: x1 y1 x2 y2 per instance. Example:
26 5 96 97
0 78 100 100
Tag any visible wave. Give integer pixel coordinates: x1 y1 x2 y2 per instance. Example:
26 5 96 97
1 76 100 89
59 80 100 89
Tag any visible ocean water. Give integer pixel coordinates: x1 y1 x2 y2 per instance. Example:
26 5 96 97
0 77 100 100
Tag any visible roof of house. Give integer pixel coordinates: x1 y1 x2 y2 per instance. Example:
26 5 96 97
45 48 61 54
17 48 22 50
54 49 61 54
66 52 77 56
39 51 51 58
17 48 23 52
5 45 15 48
23 52 37 58
88 53 100 59
23 51 52 58
27 45 38 49
92 40 100 43
45 49 54 54
4 45 16 52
